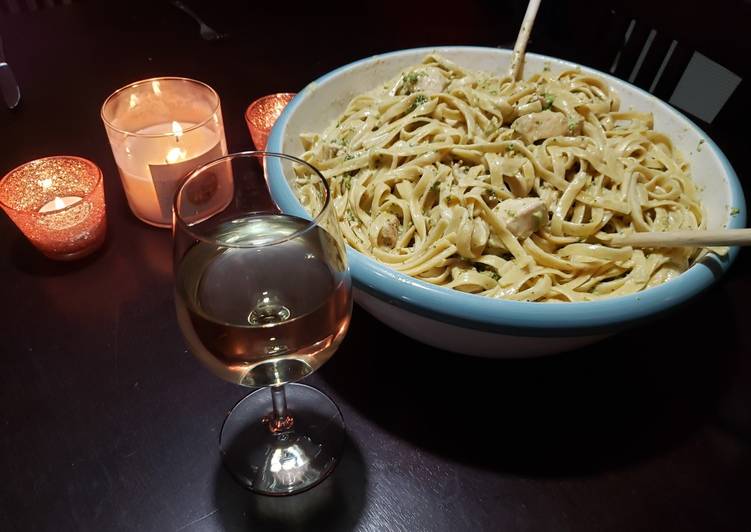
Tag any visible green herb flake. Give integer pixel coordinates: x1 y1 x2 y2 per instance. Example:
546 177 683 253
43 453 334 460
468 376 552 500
730 207 741 217
401 71 426 93
543 93 555 110
344 153 355 161
407 94 428 113
403 72 421 85
476 263 500 281
567 117 578 132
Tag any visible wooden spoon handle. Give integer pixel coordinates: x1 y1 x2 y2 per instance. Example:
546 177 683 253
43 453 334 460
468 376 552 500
508 0 542 80
610 229 751 247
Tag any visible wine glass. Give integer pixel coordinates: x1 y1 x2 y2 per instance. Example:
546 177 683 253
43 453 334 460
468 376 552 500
172 152 352 495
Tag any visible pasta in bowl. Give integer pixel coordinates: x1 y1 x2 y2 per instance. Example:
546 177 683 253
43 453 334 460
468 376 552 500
266 47 744 357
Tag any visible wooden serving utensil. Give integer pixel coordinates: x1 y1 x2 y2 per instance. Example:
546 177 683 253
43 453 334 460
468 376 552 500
508 0 543 80
610 229 751 247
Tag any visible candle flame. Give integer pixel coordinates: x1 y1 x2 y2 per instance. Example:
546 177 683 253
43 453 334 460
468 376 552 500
172 120 183 140
166 147 187 164
152 80 161 96
38 178 53 190
167 121 186 163
129 93 139 109
53 197 66 210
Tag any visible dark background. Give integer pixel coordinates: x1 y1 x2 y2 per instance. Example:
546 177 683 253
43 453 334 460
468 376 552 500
1 1 750 531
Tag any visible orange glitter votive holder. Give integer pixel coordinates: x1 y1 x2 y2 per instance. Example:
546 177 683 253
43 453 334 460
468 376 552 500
244 93 296 150
0 156 107 260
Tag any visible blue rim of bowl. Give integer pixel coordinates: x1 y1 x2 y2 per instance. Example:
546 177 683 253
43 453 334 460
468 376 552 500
267 46 745 337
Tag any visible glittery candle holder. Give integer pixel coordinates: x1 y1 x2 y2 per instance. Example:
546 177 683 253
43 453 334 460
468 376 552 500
0 156 107 260
102 77 227 228
244 93 296 150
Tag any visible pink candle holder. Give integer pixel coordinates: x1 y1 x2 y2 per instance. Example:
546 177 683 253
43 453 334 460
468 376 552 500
0 156 107 260
244 93 296 150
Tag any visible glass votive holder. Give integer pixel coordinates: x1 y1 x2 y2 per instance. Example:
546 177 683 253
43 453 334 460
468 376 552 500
0 156 107 260
101 77 227 228
244 93 296 150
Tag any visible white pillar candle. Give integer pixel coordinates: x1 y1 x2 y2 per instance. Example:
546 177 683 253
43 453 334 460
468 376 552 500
115 120 223 225
102 77 227 227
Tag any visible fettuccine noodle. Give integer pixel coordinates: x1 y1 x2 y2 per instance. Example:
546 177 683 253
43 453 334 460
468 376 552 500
294 54 705 302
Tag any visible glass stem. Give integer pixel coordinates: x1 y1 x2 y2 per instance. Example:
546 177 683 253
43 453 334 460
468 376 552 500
268 384 294 433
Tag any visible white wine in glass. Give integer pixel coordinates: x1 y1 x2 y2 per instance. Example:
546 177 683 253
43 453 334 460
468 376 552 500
173 152 352 495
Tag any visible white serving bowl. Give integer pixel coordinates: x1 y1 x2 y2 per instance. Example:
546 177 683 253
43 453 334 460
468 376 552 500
266 46 745 358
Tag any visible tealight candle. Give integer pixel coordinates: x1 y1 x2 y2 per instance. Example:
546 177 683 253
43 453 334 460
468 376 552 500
101 77 227 227
244 93 296 150
39 196 81 212
0 156 107 260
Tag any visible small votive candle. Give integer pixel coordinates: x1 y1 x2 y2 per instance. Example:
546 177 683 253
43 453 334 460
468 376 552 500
245 93 296 150
0 156 107 260
101 77 227 228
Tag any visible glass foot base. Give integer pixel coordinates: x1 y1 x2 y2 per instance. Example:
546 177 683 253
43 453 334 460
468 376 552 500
219 383 345 496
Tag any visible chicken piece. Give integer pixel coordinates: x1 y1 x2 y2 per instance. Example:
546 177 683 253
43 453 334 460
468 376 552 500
494 198 548 239
512 110 569 143
370 212 400 249
397 66 448 95
413 66 448 93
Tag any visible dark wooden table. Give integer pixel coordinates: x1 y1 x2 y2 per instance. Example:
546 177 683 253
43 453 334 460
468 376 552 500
1 2 750 531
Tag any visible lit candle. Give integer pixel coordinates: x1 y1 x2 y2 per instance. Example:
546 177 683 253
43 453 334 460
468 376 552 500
39 196 82 213
0 157 107 260
245 93 296 150
117 120 221 225
102 77 227 227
